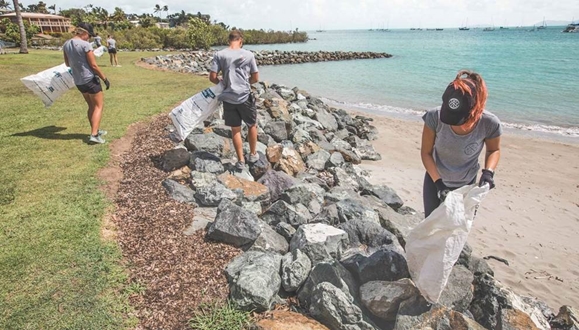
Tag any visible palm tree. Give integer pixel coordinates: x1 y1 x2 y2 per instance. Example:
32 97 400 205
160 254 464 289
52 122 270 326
12 0 27 54
47 4 56 14
0 0 12 10
153 4 161 19
162 5 168 21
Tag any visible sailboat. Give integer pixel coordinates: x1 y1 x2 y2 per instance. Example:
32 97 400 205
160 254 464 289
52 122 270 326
537 17 546 30
459 18 469 30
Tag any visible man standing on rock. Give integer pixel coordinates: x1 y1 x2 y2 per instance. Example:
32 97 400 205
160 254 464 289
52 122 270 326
209 30 260 173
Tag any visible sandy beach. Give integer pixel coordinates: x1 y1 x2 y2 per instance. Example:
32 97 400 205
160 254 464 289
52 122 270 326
355 112 579 310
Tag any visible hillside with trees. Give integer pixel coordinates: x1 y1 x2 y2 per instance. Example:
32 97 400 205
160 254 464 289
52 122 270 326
0 1 309 51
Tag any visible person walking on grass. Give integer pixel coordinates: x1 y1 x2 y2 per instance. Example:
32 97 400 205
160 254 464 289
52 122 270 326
107 35 119 67
94 33 102 47
63 22 111 144
209 30 260 173
420 70 502 217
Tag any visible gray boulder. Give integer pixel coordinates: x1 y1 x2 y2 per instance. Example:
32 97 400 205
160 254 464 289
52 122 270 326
247 151 271 180
324 187 360 204
395 302 485 330
360 279 421 321
375 204 422 248
281 249 312 292
184 132 233 158
314 109 339 132
280 183 325 215
275 222 296 242
326 151 345 168
297 260 359 309
250 221 289 254
307 150 332 171
190 171 217 190
338 219 398 248
190 151 225 174
468 256 495 277
290 223 349 265
162 179 196 204
361 184 404 210
335 198 380 224
206 199 262 247
312 203 341 226
194 181 237 207
211 124 232 138
310 282 374 330
439 265 474 313
340 245 409 284
160 147 190 172
331 167 361 190
225 251 282 312
257 170 296 202
264 120 290 142
261 200 312 227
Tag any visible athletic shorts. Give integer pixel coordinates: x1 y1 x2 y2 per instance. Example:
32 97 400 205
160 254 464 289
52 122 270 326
76 76 102 94
108 48 117 54
223 94 257 127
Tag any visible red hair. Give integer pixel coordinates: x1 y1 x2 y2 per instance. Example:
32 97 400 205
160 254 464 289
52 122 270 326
451 70 488 129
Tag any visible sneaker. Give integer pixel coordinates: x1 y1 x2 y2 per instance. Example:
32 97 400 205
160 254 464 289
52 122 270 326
248 152 259 163
89 135 105 144
234 161 246 172
97 129 107 136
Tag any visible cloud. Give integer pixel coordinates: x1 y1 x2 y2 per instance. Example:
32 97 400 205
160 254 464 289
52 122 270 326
34 0 578 30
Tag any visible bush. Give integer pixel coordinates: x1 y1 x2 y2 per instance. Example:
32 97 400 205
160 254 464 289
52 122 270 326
107 27 163 50
1 18 40 46
164 28 189 49
187 17 215 50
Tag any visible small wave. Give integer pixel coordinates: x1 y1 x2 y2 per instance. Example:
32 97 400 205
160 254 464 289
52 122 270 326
322 98 579 138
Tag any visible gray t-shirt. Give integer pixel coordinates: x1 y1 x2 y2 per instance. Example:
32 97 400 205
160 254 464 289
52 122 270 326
423 108 502 188
107 38 116 49
94 36 102 47
210 48 259 104
63 38 95 85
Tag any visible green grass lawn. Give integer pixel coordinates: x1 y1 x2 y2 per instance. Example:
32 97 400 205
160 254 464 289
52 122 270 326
0 49 211 329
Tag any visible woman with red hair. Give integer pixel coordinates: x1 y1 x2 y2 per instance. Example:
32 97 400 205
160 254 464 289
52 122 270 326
420 70 502 217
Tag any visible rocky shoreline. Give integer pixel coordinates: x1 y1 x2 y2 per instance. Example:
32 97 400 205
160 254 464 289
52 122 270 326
141 55 578 329
140 50 392 75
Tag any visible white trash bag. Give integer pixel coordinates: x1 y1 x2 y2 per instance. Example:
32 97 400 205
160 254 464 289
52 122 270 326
20 63 75 108
93 45 107 57
405 184 490 303
169 83 224 141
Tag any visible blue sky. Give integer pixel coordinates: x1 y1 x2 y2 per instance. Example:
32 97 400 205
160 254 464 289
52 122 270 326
28 0 579 30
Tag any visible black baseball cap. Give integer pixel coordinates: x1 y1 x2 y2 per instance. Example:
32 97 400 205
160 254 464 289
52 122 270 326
77 22 95 37
440 81 477 125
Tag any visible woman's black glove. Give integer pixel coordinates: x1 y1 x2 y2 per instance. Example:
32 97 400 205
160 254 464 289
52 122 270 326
104 78 110 90
434 179 450 202
479 169 495 189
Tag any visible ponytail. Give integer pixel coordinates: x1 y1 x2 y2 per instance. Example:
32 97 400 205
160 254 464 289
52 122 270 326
451 70 488 129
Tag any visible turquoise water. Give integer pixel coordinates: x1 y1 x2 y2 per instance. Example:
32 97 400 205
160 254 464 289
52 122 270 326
244 27 579 138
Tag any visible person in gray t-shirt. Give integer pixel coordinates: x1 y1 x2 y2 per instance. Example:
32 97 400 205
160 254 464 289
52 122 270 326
210 30 260 172
63 22 110 144
106 35 119 67
420 70 502 217
94 33 102 47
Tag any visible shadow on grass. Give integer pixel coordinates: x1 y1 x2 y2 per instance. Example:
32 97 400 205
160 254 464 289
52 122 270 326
12 125 89 142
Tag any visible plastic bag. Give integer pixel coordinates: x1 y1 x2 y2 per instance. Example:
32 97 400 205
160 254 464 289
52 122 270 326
20 63 75 108
405 184 489 303
169 83 224 141
93 45 107 57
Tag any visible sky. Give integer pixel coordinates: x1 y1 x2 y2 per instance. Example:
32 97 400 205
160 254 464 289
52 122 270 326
27 0 579 30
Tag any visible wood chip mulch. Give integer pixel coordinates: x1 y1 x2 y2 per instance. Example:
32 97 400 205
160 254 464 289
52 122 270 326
112 114 241 329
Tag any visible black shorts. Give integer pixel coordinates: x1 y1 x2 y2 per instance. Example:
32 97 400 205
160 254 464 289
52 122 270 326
108 48 117 54
223 94 257 127
76 76 102 94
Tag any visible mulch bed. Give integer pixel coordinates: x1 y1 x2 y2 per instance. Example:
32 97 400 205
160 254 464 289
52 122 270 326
112 114 240 329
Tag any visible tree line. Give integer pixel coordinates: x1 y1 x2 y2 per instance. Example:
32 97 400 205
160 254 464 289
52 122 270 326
0 1 309 53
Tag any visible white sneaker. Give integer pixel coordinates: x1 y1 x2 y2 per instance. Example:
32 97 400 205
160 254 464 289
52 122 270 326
97 129 107 136
248 152 259 163
89 135 105 144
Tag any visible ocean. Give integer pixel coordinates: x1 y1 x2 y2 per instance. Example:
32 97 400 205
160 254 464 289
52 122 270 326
244 27 579 140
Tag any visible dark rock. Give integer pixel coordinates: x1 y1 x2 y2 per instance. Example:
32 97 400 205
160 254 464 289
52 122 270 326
251 221 290 254
280 183 325 215
326 151 345 168
338 219 397 248
206 199 262 247
246 151 271 181
161 179 196 204
439 265 475 313
261 200 312 227
190 151 225 174
160 147 190 172
324 187 359 204
275 222 296 242
306 150 331 171
340 244 409 284
311 203 341 226
281 249 312 292
190 171 217 190
309 282 374 330
395 303 486 330
550 305 578 330
335 198 380 224
331 167 361 190
257 169 296 202
210 124 232 138
264 120 290 142
468 256 495 277
225 251 282 312
456 243 473 268
217 173 270 203
361 184 404 210
297 260 359 309
376 204 422 248
314 109 339 132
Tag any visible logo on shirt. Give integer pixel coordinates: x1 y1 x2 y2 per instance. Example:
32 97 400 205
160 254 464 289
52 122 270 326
464 142 479 155
448 98 461 110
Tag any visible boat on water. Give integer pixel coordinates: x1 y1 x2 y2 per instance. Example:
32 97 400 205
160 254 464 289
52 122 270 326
435 28 443 31
562 23 579 33
483 27 495 31
459 18 469 30
537 17 547 30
